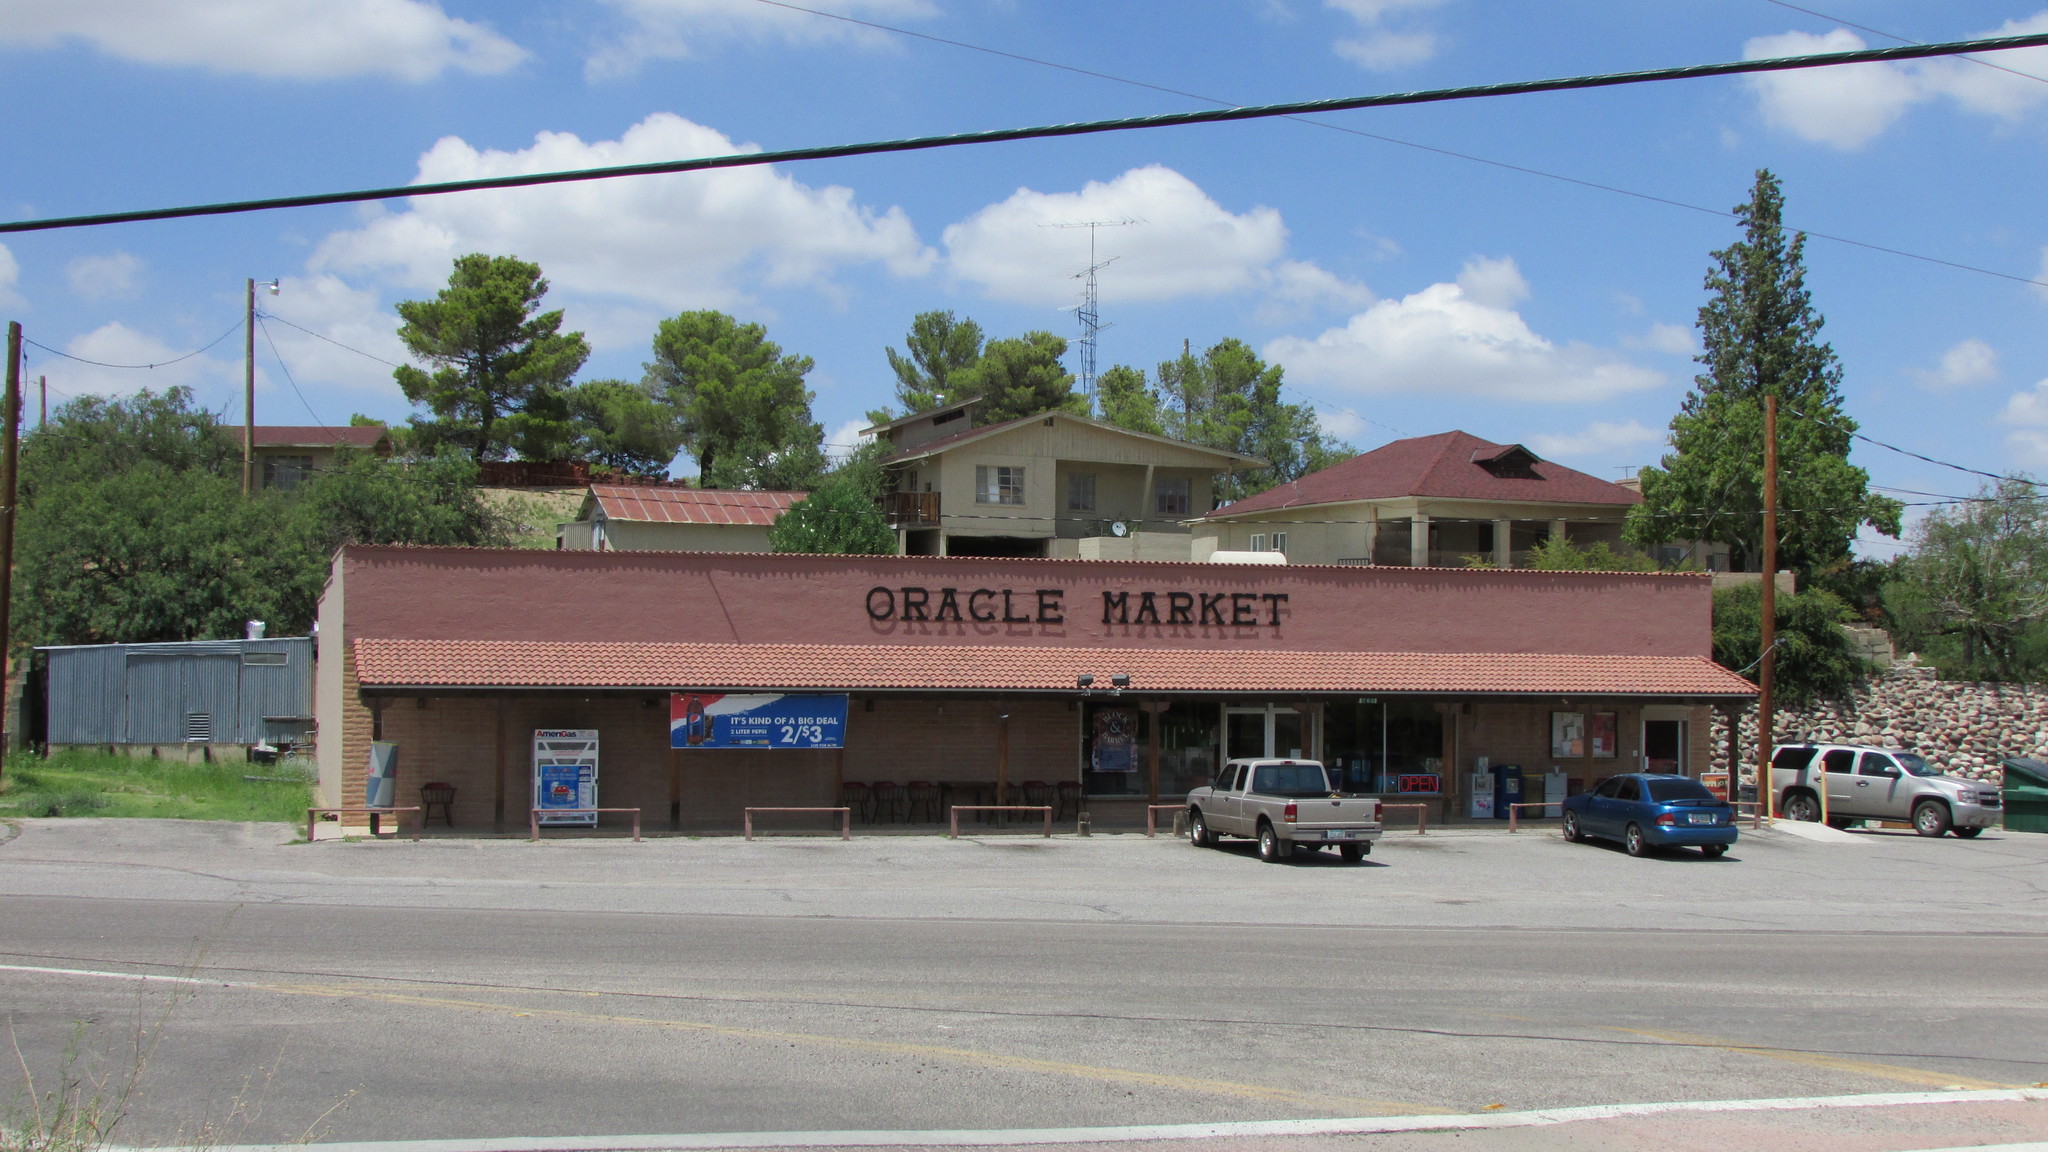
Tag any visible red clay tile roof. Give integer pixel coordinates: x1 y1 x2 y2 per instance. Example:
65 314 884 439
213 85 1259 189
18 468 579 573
252 425 388 449
1203 430 1641 517
588 486 801 526
353 638 1756 697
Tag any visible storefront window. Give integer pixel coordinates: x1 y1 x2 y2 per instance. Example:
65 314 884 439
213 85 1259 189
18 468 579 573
1324 698 1444 792
1084 701 1219 797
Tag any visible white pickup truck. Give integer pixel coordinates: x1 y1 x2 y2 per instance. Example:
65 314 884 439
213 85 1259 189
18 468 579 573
1185 758 1383 863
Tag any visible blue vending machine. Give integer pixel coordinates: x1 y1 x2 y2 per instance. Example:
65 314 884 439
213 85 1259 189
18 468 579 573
1490 764 1523 820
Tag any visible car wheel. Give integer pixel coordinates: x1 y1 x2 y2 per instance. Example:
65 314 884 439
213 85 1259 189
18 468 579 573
1912 801 1952 838
1701 844 1727 859
1257 823 1283 863
1562 811 1584 843
1783 792 1821 823
1624 823 1651 857
1340 843 1366 863
1188 812 1212 848
1953 826 1983 839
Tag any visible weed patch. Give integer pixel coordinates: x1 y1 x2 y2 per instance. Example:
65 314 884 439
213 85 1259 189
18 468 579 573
0 750 311 823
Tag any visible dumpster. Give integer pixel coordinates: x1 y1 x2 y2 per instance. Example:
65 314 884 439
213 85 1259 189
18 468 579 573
2001 757 2048 833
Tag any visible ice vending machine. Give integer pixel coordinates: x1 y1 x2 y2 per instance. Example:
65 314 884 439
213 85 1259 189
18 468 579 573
1467 770 1494 819
533 729 599 826
1542 770 1568 818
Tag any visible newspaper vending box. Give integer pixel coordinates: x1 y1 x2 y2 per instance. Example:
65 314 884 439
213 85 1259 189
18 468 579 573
533 729 599 826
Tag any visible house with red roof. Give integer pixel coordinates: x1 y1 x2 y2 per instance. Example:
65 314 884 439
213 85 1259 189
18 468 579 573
1190 430 1721 569
557 485 804 552
866 399 1264 560
250 425 390 491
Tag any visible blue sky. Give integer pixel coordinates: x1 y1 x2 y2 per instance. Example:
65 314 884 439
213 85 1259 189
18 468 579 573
5 1 2048 555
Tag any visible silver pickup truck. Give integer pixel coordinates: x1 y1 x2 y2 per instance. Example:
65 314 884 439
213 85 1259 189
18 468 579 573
1186 758 1383 863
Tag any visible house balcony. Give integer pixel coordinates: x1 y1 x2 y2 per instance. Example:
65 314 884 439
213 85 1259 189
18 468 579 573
883 491 940 528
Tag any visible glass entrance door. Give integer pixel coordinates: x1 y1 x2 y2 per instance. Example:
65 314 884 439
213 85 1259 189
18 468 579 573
1224 706 1311 760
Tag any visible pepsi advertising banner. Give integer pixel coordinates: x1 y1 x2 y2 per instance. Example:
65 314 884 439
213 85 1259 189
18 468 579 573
670 692 849 750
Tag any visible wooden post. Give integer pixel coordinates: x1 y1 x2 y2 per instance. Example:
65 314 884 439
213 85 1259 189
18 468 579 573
1758 395 1779 821
1142 700 1165 803
996 705 1010 806
493 696 509 832
0 324 19 772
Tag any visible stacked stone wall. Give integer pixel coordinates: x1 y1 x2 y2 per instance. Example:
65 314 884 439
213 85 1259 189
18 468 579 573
1710 662 2046 783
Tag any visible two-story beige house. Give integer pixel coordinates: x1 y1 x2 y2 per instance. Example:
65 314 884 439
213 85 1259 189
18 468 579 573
867 400 1264 559
1193 430 1648 567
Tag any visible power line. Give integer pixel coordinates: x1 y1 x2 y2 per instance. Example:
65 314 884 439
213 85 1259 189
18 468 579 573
257 311 404 369
254 317 330 428
765 1 2048 291
22 318 244 370
1780 402 2016 483
5 32 2048 236
1760 0 2048 87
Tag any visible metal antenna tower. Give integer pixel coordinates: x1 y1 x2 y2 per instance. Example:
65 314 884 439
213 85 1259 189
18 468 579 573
1042 218 1139 411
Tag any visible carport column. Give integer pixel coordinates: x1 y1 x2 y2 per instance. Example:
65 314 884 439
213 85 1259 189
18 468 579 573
1142 700 1166 803
1492 519 1512 567
670 746 683 831
1409 514 1430 567
1549 519 1568 547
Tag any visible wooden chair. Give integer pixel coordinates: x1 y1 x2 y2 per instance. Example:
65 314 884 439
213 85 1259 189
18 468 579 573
840 781 874 823
419 782 456 827
1055 780 1082 821
869 781 907 824
905 781 941 823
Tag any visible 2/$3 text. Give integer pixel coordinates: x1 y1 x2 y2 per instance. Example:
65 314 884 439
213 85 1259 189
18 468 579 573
864 586 1291 627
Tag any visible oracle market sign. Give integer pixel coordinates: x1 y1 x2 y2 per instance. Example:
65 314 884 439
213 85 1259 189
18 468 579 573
863 586 1290 628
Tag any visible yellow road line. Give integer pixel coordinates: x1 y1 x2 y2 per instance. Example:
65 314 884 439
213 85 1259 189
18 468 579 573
258 981 1441 1115
1607 1026 2012 1090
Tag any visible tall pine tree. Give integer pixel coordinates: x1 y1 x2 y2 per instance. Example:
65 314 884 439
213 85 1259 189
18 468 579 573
1626 170 1900 574
880 311 983 419
645 311 826 490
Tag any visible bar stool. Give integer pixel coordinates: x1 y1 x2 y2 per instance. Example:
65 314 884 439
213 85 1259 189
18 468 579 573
870 780 907 824
1055 780 1082 822
905 781 941 823
419 782 456 827
840 781 873 823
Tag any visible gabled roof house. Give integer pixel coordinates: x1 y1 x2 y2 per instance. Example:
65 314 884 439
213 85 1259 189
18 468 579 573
557 485 804 552
1194 430 1648 567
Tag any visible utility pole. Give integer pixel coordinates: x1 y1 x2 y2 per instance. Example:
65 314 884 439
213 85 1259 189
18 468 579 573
1756 393 1778 822
38 376 45 427
0 323 22 775
243 278 256 496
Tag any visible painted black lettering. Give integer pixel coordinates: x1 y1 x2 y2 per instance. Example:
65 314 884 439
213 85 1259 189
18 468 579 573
902 587 931 622
969 588 998 623
1002 589 1031 624
934 587 963 623
1134 592 1161 625
1102 591 1130 624
1036 588 1065 625
1167 591 1194 625
1230 592 1256 626
1200 592 1227 626
1260 592 1288 626
865 586 896 621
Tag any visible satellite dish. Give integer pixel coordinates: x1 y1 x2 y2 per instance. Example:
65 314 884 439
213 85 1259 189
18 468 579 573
1110 521 1129 537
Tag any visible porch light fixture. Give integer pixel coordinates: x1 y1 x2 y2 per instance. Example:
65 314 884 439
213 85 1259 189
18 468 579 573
1076 674 1095 694
1110 673 1130 695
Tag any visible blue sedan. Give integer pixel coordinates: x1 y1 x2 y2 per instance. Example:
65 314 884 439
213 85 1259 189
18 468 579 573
1561 773 1739 858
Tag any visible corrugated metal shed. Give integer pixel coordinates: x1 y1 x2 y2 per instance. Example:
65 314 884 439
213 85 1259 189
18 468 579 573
40 638 315 745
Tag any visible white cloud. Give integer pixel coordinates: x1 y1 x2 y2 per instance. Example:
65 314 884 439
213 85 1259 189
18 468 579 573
1999 378 2048 465
1526 419 1663 461
1325 0 1450 70
586 0 936 78
0 0 525 81
1908 338 1999 391
0 243 21 310
66 251 143 300
1263 256 1664 402
1621 322 1696 356
259 274 413 401
824 418 872 463
1744 18 2048 149
40 322 237 402
944 165 1338 310
312 113 933 313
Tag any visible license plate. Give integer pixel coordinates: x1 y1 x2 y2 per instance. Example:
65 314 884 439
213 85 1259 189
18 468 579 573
1687 812 1715 825
1323 829 1352 840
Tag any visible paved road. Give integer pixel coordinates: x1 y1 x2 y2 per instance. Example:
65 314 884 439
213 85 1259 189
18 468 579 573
3 818 2047 1149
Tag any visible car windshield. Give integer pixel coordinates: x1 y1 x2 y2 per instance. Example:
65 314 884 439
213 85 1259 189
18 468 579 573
1250 764 1332 796
1645 778 1716 802
1896 753 1937 776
